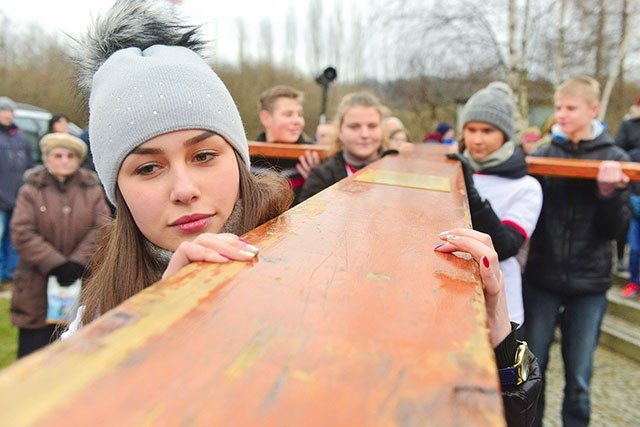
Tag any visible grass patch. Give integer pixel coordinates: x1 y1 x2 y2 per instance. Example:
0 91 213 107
0 295 17 369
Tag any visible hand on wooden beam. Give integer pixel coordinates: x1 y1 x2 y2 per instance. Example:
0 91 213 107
434 228 511 348
162 233 260 279
597 160 630 197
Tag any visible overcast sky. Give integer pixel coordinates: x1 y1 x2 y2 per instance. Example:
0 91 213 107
0 0 318 70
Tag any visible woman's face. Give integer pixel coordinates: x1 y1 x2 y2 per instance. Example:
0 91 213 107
52 118 69 133
117 130 240 251
338 107 383 162
462 121 505 161
44 148 81 180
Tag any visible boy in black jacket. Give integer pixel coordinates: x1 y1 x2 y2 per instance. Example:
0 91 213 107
523 76 631 426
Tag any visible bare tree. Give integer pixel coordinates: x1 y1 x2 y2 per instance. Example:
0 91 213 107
258 19 274 64
307 0 323 73
283 7 297 68
236 18 248 66
554 0 568 86
600 0 637 119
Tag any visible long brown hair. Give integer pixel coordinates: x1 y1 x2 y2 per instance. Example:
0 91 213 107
80 151 292 324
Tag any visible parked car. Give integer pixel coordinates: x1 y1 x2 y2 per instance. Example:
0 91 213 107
12 102 83 163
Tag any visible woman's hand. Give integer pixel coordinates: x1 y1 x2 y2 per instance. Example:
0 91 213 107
162 233 259 279
434 228 511 348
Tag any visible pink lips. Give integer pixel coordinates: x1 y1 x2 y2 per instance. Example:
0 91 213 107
169 214 213 233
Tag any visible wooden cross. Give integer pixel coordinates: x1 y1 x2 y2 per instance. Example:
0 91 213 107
0 144 505 426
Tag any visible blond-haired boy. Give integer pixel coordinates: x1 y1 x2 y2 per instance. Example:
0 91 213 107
523 76 630 426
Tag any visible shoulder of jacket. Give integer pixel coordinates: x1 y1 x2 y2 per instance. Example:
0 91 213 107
22 165 47 187
77 168 103 187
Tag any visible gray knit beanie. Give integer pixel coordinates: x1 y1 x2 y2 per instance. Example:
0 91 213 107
74 0 249 205
461 81 515 142
0 96 16 112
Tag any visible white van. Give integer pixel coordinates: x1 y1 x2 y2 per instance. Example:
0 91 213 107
12 103 83 163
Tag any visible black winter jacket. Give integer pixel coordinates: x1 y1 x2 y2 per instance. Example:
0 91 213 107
298 153 349 203
524 131 631 295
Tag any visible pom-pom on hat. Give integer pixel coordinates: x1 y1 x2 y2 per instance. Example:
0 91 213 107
0 96 16 112
40 132 88 162
73 0 249 205
461 81 515 142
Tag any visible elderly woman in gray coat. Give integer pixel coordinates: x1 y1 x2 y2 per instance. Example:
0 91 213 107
10 132 111 358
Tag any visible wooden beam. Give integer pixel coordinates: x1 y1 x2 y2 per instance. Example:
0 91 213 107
0 144 504 426
526 156 640 181
249 141 328 160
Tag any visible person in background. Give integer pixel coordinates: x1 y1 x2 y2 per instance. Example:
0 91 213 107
388 128 415 152
622 148 640 299
523 76 630 426
520 126 542 155
78 127 96 172
615 95 640 295
438 122 456 145
423 122 456 146
252 85 320 204
0 96 33 283
47 114 70 134
314 122 335 148
382 115 405 138
298 92 390 203
10 133 111 357
448 81 543 327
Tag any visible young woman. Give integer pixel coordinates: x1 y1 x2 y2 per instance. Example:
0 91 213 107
67 0 293 328
298 92 390 203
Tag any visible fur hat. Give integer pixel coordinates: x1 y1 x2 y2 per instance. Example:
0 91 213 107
40 133 88 162
72 0 249 205
0 96 16 112
461 81 515 142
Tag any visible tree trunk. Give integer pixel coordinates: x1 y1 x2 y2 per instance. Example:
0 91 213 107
599 0 634 120
555 0 568 87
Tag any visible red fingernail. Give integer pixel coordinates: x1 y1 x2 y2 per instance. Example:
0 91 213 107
482 256 490 268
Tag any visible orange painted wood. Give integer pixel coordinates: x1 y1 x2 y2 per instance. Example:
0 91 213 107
526 156 640 181
0 144 504 426
249 141 328 160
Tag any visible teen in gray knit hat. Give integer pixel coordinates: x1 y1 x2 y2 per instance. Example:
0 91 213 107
460 81 515 142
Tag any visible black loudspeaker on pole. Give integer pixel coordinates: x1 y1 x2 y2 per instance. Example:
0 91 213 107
315 66 337 124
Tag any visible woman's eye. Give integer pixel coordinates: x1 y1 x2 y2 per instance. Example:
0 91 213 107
135 163 159 175
193 151 217 163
